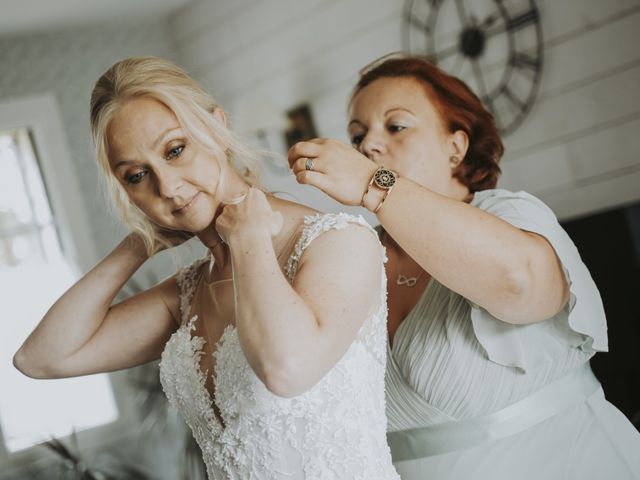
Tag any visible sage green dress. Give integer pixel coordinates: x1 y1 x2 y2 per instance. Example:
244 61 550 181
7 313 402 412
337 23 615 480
386 189 640 479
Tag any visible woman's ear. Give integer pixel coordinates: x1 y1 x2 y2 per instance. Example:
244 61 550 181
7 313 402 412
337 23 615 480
448 129 469 161
212 107 227 127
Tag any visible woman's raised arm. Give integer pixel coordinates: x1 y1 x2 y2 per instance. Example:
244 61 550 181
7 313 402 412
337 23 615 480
13 234 181 379
289 139 568 325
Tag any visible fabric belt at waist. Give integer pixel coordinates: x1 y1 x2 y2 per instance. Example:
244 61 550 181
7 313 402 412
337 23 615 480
387 363 601 461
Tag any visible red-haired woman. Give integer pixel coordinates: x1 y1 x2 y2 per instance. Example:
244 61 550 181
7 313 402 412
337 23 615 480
289 54 640 479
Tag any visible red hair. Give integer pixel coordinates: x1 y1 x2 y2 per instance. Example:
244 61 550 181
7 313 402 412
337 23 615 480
351 55 503 192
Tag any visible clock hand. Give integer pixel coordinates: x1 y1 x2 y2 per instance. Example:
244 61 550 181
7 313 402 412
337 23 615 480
404 11 431 33
470 59 490 103
435 7 537 63
454 0 471 24
435 7 499 62
478 12 501 32
482 7 539 39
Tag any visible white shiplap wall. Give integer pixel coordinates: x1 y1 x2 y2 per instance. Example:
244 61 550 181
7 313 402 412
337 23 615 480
501 0 640 220
173 0 640 221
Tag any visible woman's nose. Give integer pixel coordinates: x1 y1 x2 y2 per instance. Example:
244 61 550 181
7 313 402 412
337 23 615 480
155 166 183 198
359 132 386 160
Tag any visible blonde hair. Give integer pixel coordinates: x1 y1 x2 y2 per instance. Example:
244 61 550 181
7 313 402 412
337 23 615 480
90 56 262 255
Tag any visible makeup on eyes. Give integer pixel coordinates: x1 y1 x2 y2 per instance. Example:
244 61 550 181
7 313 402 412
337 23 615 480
164 142 186 160
113 137 187 183
124 167 147 185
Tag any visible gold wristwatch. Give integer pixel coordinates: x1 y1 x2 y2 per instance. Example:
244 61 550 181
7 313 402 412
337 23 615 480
361 166 398 213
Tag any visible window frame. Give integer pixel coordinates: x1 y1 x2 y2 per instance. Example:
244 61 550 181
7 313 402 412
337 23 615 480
0 94 142 472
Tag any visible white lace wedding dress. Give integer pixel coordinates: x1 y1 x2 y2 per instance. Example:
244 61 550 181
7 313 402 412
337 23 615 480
159 213 399 480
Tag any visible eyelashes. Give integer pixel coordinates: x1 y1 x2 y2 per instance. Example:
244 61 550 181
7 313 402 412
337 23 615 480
127 170 147 185
350 124 407 147
350 134 365 147
166 145 184 160
124 143 186 185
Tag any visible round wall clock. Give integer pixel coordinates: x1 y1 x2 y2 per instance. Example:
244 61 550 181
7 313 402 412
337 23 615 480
403 0 543 135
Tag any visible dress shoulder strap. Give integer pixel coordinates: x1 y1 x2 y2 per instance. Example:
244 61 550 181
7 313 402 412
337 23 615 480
284 212 376 282
175 256 208 324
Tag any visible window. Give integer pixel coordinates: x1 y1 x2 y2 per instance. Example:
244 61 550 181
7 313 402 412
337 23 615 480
0 122 117 452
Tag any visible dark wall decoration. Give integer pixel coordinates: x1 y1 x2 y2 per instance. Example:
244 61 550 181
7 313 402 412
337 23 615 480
284 104 318 149
562 202 640 431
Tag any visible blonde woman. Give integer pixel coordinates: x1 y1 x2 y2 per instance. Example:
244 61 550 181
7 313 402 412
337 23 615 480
13 57 399 480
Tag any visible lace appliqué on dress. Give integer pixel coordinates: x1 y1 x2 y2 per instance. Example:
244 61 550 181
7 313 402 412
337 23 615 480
159 213 399 479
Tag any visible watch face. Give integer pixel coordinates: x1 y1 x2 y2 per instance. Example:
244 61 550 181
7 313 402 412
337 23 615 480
403 0 543 135
374 168 397 189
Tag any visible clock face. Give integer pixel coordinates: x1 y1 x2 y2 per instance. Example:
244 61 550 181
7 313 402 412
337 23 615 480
403 0 543 135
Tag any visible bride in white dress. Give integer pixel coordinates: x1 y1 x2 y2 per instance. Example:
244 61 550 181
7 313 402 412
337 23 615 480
13 56 399 480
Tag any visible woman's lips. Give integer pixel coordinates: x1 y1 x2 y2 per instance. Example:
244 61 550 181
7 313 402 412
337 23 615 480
172 193 199 214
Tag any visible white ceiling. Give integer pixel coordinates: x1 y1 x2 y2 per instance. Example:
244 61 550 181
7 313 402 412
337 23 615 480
0 0 195 36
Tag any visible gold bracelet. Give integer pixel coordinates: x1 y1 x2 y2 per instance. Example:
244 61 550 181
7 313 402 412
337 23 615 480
373 183 395 214
360 169 378 207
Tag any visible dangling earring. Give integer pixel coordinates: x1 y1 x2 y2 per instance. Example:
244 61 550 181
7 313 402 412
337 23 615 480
449 156 459 168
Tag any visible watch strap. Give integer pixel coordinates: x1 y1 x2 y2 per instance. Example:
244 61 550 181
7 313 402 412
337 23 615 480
360 168 378 207
373 182 396 214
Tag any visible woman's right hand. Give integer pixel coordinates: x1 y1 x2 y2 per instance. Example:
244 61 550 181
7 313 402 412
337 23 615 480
216 188 283 245
288 138 377 206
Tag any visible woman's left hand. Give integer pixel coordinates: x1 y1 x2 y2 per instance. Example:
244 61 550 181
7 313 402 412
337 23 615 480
216 188 283 244
288 138 377 206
